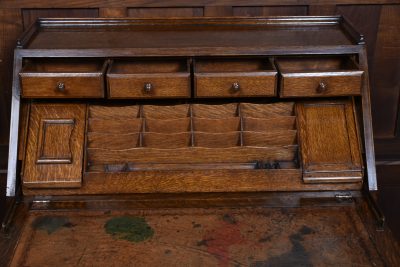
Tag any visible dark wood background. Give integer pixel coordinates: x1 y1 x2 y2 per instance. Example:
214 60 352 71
0 1 399 239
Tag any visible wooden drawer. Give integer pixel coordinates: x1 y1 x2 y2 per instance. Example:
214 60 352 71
194 58 277 97
276 56 363 97
20 59 106 98
107 59 190 99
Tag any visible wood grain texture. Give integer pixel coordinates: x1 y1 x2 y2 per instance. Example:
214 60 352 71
370 6 400 139
99 7 127 17
195 73 277 98
21 8 99 29
9 205 385 266
23 169 363 195
87 146 297 164
0 0 398 8
23 104 86 188
107 59 190 99
24 18 355 50
296 100 363 183
128 7 204 17
232 6 307 16
308 5 336 15
108 74 190 99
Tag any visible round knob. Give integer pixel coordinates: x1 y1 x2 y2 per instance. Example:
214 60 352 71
144 82 153 93
317 81 328 93
231 82 240 92
56 82 65 92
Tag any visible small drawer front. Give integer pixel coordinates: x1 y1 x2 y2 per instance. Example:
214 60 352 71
108 74 190 99
195 73 276 97
21 75 105 98
280 73 363 97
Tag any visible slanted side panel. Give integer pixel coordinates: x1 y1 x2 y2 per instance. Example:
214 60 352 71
23 104 86 188
296 100 363 183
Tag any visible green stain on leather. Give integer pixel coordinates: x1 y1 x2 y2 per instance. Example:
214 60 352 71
105 216 154 243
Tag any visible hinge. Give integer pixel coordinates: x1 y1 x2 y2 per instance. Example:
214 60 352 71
335 192 353 203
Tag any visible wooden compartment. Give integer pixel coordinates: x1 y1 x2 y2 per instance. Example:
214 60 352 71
20 58 106 98
243 131 297 146
243 117 296 131
86 103 299 172
107 59 190 99
194 58 277 97
240 102 294 118
142 104 190 119
88 105 140 119
276 56 363 97
194 132 240 148
87 133 140 150
193 118 240 132
142 132 191 148
144 118 190 133
192 103 238 118
88 118 143 134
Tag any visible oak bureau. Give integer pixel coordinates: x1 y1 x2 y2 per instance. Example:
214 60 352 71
4 17 400 266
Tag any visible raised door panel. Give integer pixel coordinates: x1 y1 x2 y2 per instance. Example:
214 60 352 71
296 101 363 183
23 104 86 188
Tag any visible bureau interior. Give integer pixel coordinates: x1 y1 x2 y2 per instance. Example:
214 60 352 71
19 55 365 195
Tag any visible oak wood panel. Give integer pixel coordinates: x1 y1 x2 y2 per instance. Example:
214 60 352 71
21 8 99 29
99 7 127 17
23 104 86 188
336 5 382 68
0 0 399 8
127 7 204 17
0 9 23 144
232 6 307 16
370 5 400 139
308 5 336 15
23 169 363 196
204 6 233 16
87 146 297 164
296 101 363 183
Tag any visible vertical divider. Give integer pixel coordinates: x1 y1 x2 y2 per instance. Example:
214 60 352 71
238 103 244 147
189 104 195 147
139 105 144 147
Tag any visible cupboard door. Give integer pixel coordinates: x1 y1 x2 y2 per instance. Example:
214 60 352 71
296 101 363 183
23 104 86 188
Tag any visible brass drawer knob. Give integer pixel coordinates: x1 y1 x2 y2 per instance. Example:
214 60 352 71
231 82 241 92
317 81 328 93
144 82 153 93
56 82 65 92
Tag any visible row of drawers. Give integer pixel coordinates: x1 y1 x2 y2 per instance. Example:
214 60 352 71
20 56 363 99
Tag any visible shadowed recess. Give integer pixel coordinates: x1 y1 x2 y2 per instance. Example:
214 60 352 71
104 216 154 242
